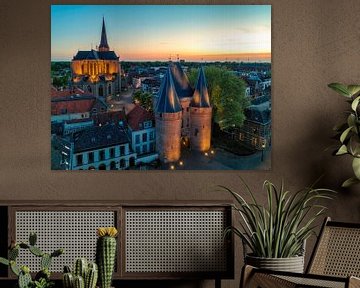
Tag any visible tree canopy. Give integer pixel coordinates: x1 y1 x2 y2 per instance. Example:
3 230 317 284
188 66 249 130
133 90 153 112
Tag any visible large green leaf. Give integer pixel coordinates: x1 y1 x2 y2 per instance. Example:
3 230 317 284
351 96 360 111
352 157 360 179
336 145 348 155
328 83 352 98
347 85 360 97
342 177 360 188
340 126 353 143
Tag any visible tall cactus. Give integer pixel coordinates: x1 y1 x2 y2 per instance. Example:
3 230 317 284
85 262 98 288
63 260 98 288
74 258 88 279
96 227 118 288
73 275 85 288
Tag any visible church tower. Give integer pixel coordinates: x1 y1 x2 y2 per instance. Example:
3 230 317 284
155 66 182 163
98 17 109 52
71 18 121 99
190 67 212 151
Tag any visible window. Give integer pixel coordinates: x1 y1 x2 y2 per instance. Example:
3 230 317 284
108 84 111 94
150 142 155 152
142 133 147 142
120 145 125 156
92 108 97 114
76 154 83 166
144 121 152 128
61 108 67 114
120 159 126 168
110 148 115 158
136 146 141 154
135 135 140 144
88 152 94 163
149 131 154 140
194 128 199 137
142 145 147 154
99 150 105 161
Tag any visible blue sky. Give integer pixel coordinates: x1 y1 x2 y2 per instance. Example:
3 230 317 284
51 5 271 61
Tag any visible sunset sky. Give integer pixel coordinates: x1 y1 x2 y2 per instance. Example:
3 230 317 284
51 5 271 62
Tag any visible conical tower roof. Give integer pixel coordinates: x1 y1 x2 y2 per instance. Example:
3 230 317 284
99 17 109 51
169 62 194 98
191 67 211 108
155 66 182 113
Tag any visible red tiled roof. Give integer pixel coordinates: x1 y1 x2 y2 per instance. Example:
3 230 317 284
127 105 154 131
92 110 126 125
51 99 95 115
51 87 85 99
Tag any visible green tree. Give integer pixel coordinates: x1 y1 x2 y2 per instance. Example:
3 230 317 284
188 66 249 130
133 90 153 112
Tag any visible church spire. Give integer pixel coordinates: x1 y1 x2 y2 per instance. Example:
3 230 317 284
98 17 109 52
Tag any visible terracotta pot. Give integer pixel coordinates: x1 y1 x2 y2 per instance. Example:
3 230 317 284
245 254 305 273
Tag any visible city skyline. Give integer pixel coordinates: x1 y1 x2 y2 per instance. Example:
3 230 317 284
51 5 271 62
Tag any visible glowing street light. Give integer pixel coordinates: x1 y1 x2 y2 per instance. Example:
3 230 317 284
170 165 175 170
179 161 184 166
210 150 215 155
204 152 209 156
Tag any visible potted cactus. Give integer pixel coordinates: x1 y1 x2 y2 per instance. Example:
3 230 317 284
0 232 64 288
62 258 98 288
96 227 118 288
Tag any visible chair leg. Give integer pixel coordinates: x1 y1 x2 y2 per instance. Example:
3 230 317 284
215 278 221 288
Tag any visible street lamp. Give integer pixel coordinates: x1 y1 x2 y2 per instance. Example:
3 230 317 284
261 142 266 162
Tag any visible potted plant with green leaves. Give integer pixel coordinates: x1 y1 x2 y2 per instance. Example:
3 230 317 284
222 179 334 273
328 83 360 187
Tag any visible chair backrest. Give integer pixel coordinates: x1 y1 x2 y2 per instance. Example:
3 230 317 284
307 217 360 278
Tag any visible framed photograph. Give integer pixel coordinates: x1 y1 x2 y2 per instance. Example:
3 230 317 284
51 5 271 171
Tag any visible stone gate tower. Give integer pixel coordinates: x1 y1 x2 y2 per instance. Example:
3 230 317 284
190 67 212 151
155 67 182 163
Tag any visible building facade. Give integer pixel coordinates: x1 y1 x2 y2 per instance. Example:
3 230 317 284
71 18 121 100
55 124 136 170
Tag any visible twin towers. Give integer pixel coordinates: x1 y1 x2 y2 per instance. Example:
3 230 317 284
154 62 212 163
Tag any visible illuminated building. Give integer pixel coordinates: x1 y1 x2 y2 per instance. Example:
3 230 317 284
155 63 212 163
71 18 121 100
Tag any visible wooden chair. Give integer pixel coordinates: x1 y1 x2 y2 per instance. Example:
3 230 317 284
241 217 360 288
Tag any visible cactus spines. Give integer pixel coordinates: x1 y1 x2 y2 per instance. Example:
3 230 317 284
9 246 19 260
85 263 98 288
64 265 72 273
74 258 88 279
96 227 118 288
74 275 85 288
18 270 32 288
41 253 52 269
63 272 74 288
29 232 37 246
29 245 44 257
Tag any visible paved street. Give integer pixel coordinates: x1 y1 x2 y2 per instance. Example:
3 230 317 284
171 147 271 170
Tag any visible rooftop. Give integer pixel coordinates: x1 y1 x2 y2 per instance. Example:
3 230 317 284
72 124 129 153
